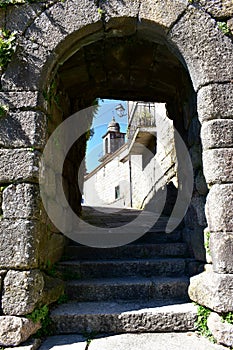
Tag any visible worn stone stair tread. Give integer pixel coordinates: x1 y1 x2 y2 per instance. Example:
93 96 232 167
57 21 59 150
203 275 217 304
59 257 187 265
58 258 186 278
69 231 182 246
68 242 187 248
134 231 182 243
66 275 189 285
65 242 188 260
51 301 197 334
65 276 190 302
52 300 196 315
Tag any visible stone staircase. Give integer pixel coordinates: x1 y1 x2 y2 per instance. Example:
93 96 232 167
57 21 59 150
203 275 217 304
51 207 198 334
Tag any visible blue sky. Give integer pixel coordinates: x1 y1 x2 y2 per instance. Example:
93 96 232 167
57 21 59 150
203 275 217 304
86 99 128 173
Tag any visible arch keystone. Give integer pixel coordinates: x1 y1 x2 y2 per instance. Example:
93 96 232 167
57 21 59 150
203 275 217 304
139 0 188 30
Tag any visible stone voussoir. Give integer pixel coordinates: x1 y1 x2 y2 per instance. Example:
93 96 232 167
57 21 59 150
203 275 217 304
25 3 67 52
205 184 233 232
2 269 64 316
0 91 45 110
169 9 233 91
197 83 233 123
0 316 40 347
101 0 140 36
199 0 233 18
201 119 233 150
103 0 141 22
0 111 47 149
5 1 44 36
2 183 41 219
139 0 188 30
0 148 40 183
189 268 233 313
25 0 102 53
1 36 52 91
203 148 233 184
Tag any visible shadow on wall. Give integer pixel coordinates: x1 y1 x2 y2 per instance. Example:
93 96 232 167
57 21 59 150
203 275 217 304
144 182 179 218
144 182 206 264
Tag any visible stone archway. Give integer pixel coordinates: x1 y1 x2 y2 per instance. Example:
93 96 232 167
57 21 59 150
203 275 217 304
0 0 232 345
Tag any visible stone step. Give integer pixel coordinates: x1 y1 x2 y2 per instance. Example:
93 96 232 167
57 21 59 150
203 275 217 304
69 230 183 247
65 276 190 302
80 207 167 225
51 301 197 334
134 230 182 243
57 258 187 279
64 242 188 261
80 208 183 231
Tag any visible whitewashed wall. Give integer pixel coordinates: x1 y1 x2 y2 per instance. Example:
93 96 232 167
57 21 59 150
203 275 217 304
84 103 177 210
130 103 177 209
84 146 131 207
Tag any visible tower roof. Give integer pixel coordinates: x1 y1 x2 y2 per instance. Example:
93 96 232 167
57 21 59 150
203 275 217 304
108 117 120 132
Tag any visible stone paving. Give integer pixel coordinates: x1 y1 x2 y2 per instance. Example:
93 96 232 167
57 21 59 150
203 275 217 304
39 333 228 350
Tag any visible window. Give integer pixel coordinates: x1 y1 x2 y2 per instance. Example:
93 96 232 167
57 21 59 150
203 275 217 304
105 138 108 154
115 185 120 199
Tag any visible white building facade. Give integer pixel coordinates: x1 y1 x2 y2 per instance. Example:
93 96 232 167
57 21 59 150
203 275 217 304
84 102 178 210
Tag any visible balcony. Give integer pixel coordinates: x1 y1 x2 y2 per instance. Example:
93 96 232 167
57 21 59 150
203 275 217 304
127 102 157 155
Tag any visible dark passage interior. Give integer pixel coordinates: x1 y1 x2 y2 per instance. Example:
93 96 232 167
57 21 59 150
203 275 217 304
41 23 210 334
46 25 207 263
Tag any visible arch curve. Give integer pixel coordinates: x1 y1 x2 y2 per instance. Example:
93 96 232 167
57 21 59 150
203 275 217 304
2 1 233 93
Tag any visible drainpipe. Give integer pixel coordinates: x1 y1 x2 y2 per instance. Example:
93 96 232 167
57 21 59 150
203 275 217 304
129 154 133 208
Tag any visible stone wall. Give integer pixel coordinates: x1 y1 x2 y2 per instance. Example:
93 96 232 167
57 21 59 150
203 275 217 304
0 0 232 346
189 82 233 310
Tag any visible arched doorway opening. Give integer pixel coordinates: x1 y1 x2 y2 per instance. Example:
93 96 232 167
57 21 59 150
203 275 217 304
44 24 206 264
1 1 233 343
